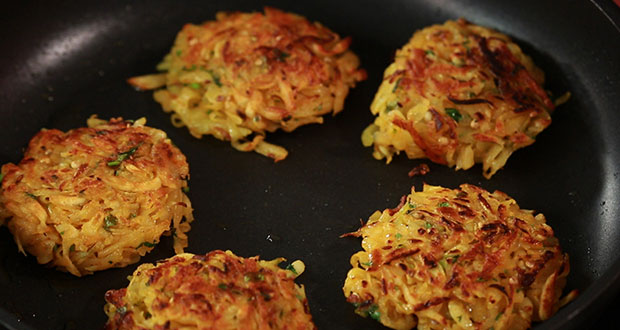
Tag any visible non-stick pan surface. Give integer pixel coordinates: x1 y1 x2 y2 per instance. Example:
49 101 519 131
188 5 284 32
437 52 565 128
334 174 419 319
1 1 619 329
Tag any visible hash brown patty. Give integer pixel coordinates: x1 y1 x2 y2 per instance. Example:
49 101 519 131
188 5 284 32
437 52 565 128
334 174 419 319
343 184 576 330
104 250 315 330
0 116 193 276
129 7 366 161
363 19 559 178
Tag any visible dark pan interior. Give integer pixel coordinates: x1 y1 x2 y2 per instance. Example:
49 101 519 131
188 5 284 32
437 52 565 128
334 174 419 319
1 1 619 329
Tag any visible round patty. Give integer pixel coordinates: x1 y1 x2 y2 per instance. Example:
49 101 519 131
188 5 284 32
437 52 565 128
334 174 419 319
0 116 193 276
129 7 366 161
362 19 560 178
343 184 576 330
104 250 315 330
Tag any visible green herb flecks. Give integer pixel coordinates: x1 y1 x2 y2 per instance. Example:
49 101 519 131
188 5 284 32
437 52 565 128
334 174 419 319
25 192 38 200
367 304 381 321
495 312 504 320
425 49 435 56
182 186 190 193
395 233 402 239
69 244 76 252
438 201 451 208
218 283 228 290
188 82 201 90
103 215 118 232
392 78 402 93
286 264 298 275
107 144 140 167
438 258 448 272
425 222 433 229
207 70 222 87
136 241 156 249
176 50 182 57
117 306 127 315
444 108 462 122
385 100 399 113
0 172 4 184
361 261 373 267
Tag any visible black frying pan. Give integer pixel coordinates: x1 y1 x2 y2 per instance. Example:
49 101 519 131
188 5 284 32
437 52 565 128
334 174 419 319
1 1 619 329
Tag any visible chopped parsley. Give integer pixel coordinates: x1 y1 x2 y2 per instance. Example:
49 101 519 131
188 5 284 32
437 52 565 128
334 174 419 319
392 78 402 93
117 306 127 315
136 241 156 249
425 49 435 56
361 261 373 267
182 186 190 193
0 172 4 184
285 264 298 275
444 108 462 122
408 202 416 209
438 201 451 207
207 70 222 87
385 100 399 113
107 144 140 167
367 304 381 321
103 215 118 232
395 233 402 239
425 222 433 229
188 82 201 89
69 244 76 252
218 283 228 290
176 49 182 57
438 259 448 271
495 312 504 320
25 192 38 200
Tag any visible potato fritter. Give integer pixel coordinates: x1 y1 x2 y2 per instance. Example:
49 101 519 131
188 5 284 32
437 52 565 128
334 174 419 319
129 7 366 161
343 184 577 330
104 250 315 330
362 19 560 178
0 116 193 276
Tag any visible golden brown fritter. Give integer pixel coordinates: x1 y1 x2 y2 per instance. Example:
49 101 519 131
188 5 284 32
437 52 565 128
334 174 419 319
129 7 366 161
362 19 562 178
343 184 577 330
104 250 315 330
0 116 193 276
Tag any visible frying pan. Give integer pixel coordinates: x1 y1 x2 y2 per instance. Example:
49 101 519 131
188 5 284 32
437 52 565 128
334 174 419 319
0 0 619 329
